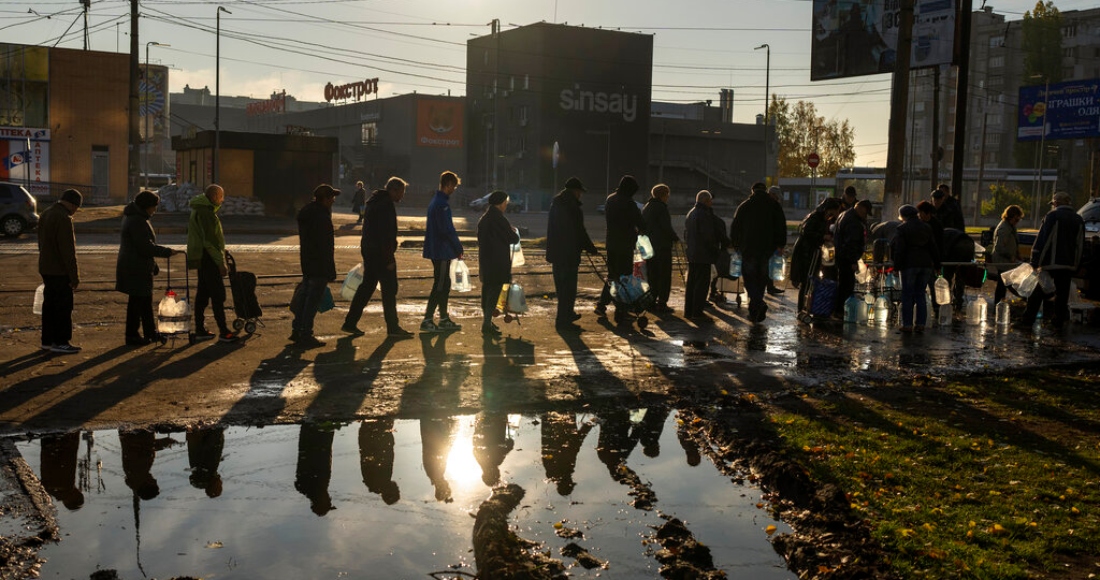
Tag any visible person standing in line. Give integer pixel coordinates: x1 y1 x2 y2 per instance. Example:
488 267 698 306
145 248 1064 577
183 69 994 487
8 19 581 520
683 190 719 320
38 188 83 354
350 180 367 225
765 186 787 296
421 171 464 333
832 199 872 318
290 184 340 348
789 197 842 312
916 200 945 312
891 204 940 332
1016 191 1085 330
931 185 965 231
840 185 858 211
476 190 520 337
642 183 678 314
707 208 731 305
730 182 788 323
595 175 647 323
546 177 599 333
187 184 236 343
990 205 1024 305
115 190 181 346
342 177 413 338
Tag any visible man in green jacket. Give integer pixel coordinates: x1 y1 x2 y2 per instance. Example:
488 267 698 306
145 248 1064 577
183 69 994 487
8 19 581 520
187 184 236 342
38 189 83 354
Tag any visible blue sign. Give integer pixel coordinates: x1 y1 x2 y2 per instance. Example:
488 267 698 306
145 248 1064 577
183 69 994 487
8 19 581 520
1017 79 1100 142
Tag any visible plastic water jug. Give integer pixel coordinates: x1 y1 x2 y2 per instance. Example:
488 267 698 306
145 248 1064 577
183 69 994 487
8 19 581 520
934 276 951 306
937 303 953 326
32 284 44 315
729 251 742 278
820 243 835 266
885 272 900 290
635 235 654 261
966 296 987 325
925 293 934 322
995 301 1011 326
844 294 862 323
450 260 473 292
769 253 787 282
874 295 890 324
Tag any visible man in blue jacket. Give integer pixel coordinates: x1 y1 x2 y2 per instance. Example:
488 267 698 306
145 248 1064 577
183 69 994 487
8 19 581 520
1017 191 1085 330
422 171 464 333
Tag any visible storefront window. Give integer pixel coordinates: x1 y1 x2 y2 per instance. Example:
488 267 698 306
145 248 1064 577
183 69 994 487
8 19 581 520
361 121 377 145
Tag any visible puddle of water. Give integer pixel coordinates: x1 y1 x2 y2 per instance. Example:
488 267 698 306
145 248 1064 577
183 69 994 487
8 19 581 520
16 410 793 579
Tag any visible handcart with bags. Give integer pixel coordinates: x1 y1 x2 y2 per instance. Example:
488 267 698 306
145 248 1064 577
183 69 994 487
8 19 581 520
226 250 264 335
156 254 194 345
587 253 655 330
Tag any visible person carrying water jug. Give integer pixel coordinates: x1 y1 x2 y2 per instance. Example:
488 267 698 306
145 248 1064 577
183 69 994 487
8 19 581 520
730 182 788 323
595 175 647 324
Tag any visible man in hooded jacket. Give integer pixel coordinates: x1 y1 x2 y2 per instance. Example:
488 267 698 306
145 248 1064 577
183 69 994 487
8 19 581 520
595 175 647 322
187 184 236 342
730 182 788 322
546 177 598 331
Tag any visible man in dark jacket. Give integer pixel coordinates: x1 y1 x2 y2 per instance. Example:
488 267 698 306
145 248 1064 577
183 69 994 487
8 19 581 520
476 190 520 337
931 186 965 231
421 171 464 333
290 184 339 348
546 177 598 332
684 190 719 319
1018 191 1085 329
342 177 411 338
833 199 871 318
116 190 180 346
38 188 83 354
891 204 940 331
595 175 647 322
790 197 842 312
730 182 788 322
642 183 677 314
350 181 367 225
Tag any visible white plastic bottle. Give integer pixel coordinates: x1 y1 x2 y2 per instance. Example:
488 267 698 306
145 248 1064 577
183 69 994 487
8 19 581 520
937 303 953 326
995 301 1011 326
934 276 951 305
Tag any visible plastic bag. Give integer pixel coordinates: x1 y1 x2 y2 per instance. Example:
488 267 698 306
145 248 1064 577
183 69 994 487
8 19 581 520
635 235 655 260
510 233 525 267
855 259 872 284
33 284 44 315
318 287 335 313
450 259 473 292
1017 271 1039 298
1001 263 1033 288
341 263 364 301
506 282 528 313
1037 270 1055 295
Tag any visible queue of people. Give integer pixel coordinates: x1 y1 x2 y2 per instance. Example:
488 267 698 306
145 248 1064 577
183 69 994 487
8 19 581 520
33 178 1089 354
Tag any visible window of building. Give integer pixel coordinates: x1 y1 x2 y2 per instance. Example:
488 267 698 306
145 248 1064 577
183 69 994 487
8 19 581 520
0 44 49 128
915 102 925 113
518 105 528 126
361 122 377 145
989 55 1004 68
989 36 1003 48
987 133 1001 146
524 74 529 90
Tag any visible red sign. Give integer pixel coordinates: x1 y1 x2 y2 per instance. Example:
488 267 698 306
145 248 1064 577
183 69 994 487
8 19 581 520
807 152 820 169
324 78 380 103
247 91 286 117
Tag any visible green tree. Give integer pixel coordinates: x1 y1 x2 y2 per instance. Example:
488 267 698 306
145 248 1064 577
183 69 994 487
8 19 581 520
1014 1 1063 168
980 183 1030 217
769 95 856 178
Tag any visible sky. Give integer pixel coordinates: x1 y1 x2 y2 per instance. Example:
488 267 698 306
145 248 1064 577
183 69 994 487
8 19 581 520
3 0 1094 167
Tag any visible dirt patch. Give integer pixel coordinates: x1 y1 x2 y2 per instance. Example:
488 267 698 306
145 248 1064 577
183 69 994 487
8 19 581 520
472 483 567 579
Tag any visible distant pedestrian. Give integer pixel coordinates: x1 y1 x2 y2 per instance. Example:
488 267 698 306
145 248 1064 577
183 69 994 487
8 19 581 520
115 190 181 346
790 197 842 312
990 205 1024 305
342 177 413 338
290 184 340 348
1017 191 1085 330
476 190 520 337
707 209 731 304
765 186 787 296
595 175 646 323
891 204 940 331
421 171 465 333
351 181 367 225
683 190 719 319
38 188 83 354
187 184 236 343
546 177 599 332
833 199 871 318
642 184 677 314
730 182 788 323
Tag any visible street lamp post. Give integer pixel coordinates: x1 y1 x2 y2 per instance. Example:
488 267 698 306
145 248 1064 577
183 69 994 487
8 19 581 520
1031 75 1049 228
755 43 770 185
215 5 231 185
144 41 169 189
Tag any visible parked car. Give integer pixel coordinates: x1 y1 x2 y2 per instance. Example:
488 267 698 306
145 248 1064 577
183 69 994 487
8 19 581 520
469 192 522 212
0 182 38 237
1078 197 1100 233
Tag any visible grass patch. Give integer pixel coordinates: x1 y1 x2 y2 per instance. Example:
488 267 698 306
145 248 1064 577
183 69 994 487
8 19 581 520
768 367 1100 579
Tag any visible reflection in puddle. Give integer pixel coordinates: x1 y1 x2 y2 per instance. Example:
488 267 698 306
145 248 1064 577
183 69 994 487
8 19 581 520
17 411 794 579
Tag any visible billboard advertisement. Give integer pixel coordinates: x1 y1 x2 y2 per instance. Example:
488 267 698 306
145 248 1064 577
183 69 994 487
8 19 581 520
0 127 50 195
416 99 463 148
811 0 955 81
140 64 169 143
1017 79 1100 142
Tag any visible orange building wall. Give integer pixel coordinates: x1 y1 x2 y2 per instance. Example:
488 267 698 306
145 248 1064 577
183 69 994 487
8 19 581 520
49 48 130 202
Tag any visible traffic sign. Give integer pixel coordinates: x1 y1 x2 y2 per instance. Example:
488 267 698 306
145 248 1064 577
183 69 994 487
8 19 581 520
807 152 820 169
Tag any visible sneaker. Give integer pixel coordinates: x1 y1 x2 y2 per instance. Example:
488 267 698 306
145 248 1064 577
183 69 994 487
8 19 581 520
570 312 583 321
40 343 53 350
294 335 326 348
218 332 238 343
194 331 216 342
767 286 786 296
437 318 462 331
126 336 152 346
594 304 607 317
50 343 82 354
387 327 414 339
340 324 365 336
481 323 502 337
420 319 440 333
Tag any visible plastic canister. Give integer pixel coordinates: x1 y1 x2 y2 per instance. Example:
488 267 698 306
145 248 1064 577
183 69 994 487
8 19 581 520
934 276 951 305
995 301 1011 326
730 251 742 278
937 303 953 326
874 295 890 324
769 253 787 282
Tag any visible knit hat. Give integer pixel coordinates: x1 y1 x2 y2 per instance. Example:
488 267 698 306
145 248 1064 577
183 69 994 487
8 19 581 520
487 190 509 206
616 175 639 196
135 190 160 210
899 204 918 219
563 177 586 192
60 189 83 208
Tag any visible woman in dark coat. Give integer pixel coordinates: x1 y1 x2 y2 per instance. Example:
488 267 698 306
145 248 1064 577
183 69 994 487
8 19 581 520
477 190 520 337
115 190 179 345
789 197 842 311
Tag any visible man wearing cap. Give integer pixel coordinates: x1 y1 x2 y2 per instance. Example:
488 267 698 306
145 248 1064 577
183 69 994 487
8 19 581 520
290 184 340 348
891 204 940 331
38 188 83 354
730 182 788 323
833 198 872 318
1017 191 1085 330
342 177 412 339
187 184 237 343
595 175 647 322
546 176 598 331
421 170 464 333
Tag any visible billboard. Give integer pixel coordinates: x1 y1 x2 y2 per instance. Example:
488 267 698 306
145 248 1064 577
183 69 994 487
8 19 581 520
140 64 169 142
416 99 463 148
811 0 955 81
1017 79 1100 142
0 127 50 195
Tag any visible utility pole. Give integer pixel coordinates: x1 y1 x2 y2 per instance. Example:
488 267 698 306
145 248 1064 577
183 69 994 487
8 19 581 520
950 0 974 214
81 0 90 50
491 18 500 190
930 66 941 197
883 0 915 221
127 0 140 202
